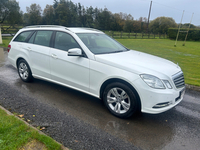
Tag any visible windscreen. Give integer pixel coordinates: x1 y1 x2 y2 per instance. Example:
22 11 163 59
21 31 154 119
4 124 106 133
76 33 128 54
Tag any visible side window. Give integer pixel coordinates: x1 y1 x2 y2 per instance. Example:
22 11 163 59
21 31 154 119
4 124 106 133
14 31 32 42
54 32 80 51
28 32 36 43
34 31 53 47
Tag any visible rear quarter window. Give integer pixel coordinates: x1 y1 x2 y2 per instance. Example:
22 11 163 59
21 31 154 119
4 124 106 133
13 31 33 42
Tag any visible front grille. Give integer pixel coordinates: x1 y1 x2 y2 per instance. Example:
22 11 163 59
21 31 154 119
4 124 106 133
172 71 185 88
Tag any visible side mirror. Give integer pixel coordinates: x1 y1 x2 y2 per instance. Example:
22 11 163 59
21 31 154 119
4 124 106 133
68 48 82 56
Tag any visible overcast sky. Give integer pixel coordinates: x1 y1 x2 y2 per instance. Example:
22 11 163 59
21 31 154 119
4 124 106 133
17 0 200 26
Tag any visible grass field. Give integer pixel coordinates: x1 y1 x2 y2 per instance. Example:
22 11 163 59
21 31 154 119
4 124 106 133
0 108 62 150
0 36 13 47
117 39 200 86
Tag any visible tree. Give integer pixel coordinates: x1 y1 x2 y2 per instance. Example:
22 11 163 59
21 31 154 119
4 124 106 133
98 8 113 30
132 21 141 32
123 20 134 32
181 23 196 29
54 0 79 26
0 0 22 43
85 6 94 28
138 17 147 32
149 17 177 34
0 0 22 24
25 4 42 25
43 5 54 25
123 14 135 32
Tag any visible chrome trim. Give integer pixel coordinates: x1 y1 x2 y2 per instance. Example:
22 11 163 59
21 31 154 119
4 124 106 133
172 71 185 88
153 101 172 108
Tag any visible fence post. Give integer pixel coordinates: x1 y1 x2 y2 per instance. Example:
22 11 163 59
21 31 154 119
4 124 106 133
112 31 114 38
142 32 143 38
121 31 122 38
154 33 155 38
128 32 130 38
148 33 150 39
135 32 137 38
0 24 2 44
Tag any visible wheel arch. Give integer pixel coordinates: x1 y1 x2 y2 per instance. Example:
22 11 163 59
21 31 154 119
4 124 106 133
16 57 33 74
16 57 25 67
100 78 141 110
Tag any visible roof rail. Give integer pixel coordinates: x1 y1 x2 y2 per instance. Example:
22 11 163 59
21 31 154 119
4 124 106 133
23 25 67 29
81 28 103 33
22 25 73 32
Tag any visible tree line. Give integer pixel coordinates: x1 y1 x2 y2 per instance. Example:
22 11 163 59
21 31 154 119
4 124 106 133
23 0 149 33
1 0 199 34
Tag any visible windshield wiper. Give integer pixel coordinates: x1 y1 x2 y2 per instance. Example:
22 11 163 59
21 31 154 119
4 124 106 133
95 50 128 55
107 50 125 53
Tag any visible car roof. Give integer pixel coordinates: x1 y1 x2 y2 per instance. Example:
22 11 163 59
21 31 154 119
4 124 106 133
21 25 103 34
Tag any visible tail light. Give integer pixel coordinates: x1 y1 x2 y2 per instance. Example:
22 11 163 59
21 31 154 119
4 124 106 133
7 44 11 53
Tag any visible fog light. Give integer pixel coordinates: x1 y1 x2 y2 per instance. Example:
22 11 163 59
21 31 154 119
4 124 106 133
153 101 172 108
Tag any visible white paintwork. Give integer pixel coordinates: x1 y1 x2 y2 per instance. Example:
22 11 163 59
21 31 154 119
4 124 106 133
68 48 82 56
50 47 90 92
24 43 51 79
8 26 185 115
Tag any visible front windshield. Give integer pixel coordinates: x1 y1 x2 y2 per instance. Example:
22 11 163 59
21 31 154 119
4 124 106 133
76 33 128 54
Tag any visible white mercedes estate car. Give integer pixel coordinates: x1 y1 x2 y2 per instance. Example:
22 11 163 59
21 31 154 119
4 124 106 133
8 25 185 118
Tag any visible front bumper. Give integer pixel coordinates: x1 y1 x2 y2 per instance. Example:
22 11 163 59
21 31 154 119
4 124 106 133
133 78 185 114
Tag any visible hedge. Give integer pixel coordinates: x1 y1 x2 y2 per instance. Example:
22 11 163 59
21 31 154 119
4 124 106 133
168 28 200 41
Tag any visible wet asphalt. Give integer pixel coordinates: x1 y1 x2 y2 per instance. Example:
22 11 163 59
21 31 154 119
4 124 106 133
0 48 200 150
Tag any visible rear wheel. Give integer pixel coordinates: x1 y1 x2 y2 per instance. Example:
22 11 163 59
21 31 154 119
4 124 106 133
103 82 139 118
17 59 33 82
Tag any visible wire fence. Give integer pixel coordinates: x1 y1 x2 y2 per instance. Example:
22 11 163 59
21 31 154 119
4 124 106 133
105 31 168 39
0 24 24 36
1 24 168 39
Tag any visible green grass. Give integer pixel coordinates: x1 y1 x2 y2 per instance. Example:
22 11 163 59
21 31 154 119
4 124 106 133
0 36 13 47
0 108 62 150
117 39 200 86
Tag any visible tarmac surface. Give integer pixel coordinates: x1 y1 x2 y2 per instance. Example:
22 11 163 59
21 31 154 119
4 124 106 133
0 47 200 150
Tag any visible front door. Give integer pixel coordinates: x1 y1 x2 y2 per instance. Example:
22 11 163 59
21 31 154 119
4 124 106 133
50 31 90 92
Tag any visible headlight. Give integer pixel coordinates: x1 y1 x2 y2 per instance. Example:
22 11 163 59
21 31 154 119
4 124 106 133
163 80 172 89
140 74 165 89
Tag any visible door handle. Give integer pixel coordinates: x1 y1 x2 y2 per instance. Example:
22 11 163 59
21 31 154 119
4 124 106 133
51 54 58 59
25 47 31 51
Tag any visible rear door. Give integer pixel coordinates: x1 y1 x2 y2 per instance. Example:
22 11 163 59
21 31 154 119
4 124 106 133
24 30 53 79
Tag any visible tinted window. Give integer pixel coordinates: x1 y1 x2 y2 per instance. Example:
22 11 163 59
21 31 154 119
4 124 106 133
34 31 53 47
14 31 32 42
28 32 36 43
54 32 80 51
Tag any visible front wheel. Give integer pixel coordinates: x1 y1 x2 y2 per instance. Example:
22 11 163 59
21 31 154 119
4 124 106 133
17 59 33 82
103 82 139 118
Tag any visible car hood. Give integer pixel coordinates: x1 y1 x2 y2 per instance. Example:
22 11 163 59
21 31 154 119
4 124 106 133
95 50 181 78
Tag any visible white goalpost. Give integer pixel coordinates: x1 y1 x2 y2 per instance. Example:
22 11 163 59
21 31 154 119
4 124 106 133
174 11 194 47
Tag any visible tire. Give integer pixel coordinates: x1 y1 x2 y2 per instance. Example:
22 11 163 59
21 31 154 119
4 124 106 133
17 59 33 82
103 82 139 118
